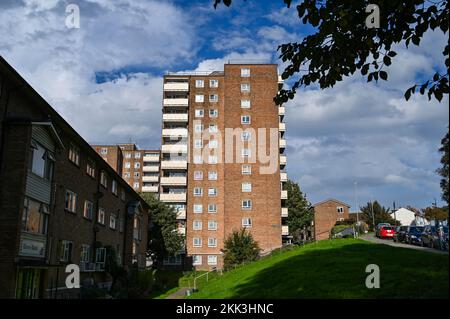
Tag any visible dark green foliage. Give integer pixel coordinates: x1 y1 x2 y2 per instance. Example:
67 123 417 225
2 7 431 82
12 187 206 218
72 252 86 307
437 129 449 205
222 229 261 270
359 201 398 230
284 180 313 242
213 0 449 103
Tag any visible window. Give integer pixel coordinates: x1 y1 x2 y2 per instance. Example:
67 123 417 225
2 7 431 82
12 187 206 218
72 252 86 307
194 124 204 132
337 206 344 214
208 238 217 247
193 237 202 247
241 131 251 141
68 144 80 166
194 171 203 180
100 171 108 188
195 94 204 103
98 208 106 225
195 79 204 88
241 83 250 92
195 109 204 117
134 152 141 159
241 99 251 108
133 182 140 189
22 197 49 235
208 188 217 197
208 255 217 265
95 247 106 268
194 204 203 214
194 155 203 164
80 244 90 263
206 141 217 150
208 204 217 213
208 220 217 230
242 165 252 174
86 160 95 178
208 156 218 164
83 200 94 220
134 172 140 178
65 190 77 213
125 162 131 169
209 79 218 88
110 214 117 230
194 139 203 149
242 148 251 158
242 218 252 227
193 220 202 230
241 68 250 77
31 141 54 180
193 255 202 265
100 147 108 155
124 172 130 178
208 171 218 180
242 200 252 210
209 124 218 133
60 241 73 262
209 94 218 102
134 162 140 169
194 187 203 197
125 152 132 158
112 180 118 195
209 109 218 118
241 115 251 124
242 182 252 192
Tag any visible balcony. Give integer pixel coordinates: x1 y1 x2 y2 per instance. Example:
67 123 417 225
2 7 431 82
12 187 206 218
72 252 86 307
281 207 288 218
143 165 160 172
163 98 188 107
160 193 187 202
160 176 187 186
178 227 186 236
162 128 188 137
279 138 286 148
281 190 288 199
161 160 187 169
176 209 186 220
142 185 159 193
143 155 159 162
161 144 188 153
279 122 286 131
280 172 287 182
163 113 188 122
282 225 289 236
164 82 189 91
142 176 159 182
278 106 285 115
280 155 287 166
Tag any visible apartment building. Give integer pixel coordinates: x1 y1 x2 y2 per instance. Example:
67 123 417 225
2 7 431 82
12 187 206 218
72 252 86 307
0 57 149 298
92 143 160 195
313 199 351 240
160 63 288 269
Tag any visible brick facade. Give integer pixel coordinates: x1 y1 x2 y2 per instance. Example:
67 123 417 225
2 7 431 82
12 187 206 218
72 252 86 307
313 199 350 240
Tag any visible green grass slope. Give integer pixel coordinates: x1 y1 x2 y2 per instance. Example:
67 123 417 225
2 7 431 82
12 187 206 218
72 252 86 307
188 239 449 299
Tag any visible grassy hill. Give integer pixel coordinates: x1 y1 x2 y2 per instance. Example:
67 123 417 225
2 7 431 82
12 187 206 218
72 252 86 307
187 239 448 299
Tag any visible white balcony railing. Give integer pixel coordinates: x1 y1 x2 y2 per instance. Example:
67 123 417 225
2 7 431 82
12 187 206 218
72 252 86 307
160 193 187 202
279 138 286 148
281 207 288 218
142 176 159 182
280 172 287 182
163 113 188 122
162 128 188 137
282 225 289 236
164 82 189 91
178 227 186 235
143 166 160 172
160 176 187 186
143 155 160 162
176 209 186 220
161 144 188 153
278 106 285 115
281 190 288 199
142 186 159 193
280 155 287 166
279 122 286 131
163 98 188 107
161 160 187 169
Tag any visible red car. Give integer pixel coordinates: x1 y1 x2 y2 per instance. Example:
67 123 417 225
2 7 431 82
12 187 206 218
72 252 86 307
378 226 396 239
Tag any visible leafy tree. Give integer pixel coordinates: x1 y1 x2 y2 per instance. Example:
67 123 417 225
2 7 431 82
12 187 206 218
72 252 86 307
140 193 185 266
222 229 260 270
284 180 313 242
360 201 397 230
424 206 449 221
437 129 449 205
213 0 449 103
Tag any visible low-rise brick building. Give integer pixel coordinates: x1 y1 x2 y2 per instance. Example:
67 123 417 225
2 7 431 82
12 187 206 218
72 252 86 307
313 199 351 240
0 57 149 299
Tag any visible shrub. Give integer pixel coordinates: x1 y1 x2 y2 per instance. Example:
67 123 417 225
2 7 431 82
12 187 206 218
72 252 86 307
222 229 260 270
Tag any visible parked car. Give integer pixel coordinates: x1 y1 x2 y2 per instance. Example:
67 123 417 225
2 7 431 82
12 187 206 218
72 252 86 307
393 226 409 242
376 223 391 230
421 225 449 250
377 226 395 239
405 226 424 245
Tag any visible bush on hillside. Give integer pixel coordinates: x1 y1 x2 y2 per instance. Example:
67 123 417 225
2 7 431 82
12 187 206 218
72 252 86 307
222 229 261 270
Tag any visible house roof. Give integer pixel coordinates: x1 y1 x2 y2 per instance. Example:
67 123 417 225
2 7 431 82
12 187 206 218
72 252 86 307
313 198 351 208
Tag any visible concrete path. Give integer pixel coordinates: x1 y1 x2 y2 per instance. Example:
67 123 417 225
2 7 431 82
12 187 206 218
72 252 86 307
165 287 190 299
359 234 448 254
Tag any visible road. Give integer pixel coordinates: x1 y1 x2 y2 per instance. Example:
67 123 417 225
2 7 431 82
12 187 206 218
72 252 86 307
359 233 449 254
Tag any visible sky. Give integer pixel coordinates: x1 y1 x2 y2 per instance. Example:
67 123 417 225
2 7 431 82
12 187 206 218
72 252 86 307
0 0 448 210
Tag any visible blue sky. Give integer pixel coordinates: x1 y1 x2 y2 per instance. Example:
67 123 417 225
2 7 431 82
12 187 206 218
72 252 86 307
0 0 448 210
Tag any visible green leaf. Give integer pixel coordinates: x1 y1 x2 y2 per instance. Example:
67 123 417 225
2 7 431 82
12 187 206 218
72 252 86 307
380 71 388 81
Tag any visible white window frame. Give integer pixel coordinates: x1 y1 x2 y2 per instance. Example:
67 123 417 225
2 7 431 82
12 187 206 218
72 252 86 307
125 162 131 169
208 220 217 230
134 162 140 169
208 255 218 265
241 83 250 92
98 207 106 224
242 182 252 193
195 94 204 103
208 171 218 180
193 204 203 214
208 156 218 164
194 124 204 133
242 165 252 175
208 238 217 247
194 139 203 149
241 131 251 141
337 206 344 214
208 204 217 213
134 152 141 159
209 79 219 88
209 124 218 133
195 109 204 118
193 237 202 247
209 109 218 118
242 200 252 210
241 99 251 108
194 171 203 180
241 115 251 124
193 255 202 265
110 214 117 230
194 187 203 197
242 148 251 158
65 190 77 213
193 220 202 231
242 218 252 227
83 200 94 220
208 188 217 197
195 79 204 88
194 155 203 164
112 180 118 195
241 68 251 77
209 94 218 102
